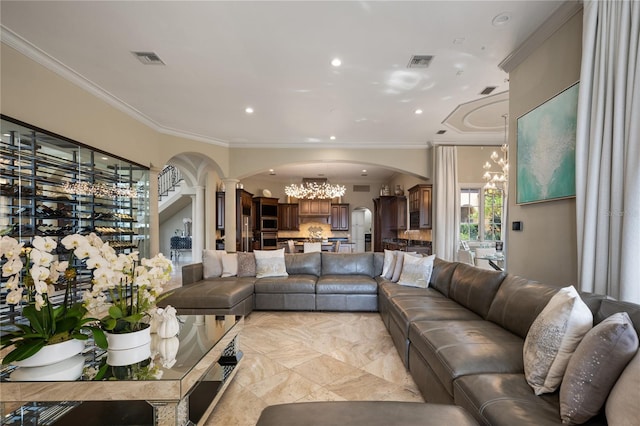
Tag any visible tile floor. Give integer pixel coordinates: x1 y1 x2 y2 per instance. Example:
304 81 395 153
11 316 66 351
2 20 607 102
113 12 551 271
166 259 423 425
205 311 424 426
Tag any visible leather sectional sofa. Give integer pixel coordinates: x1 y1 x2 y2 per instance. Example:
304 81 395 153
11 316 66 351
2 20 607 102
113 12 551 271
160 252 639 425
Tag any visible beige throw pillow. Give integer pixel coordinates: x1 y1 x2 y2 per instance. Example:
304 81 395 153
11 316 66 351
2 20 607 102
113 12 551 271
381 249 395 278
202 249 226 278
221 252 238 277
606 346 640 426
254 248 288 278
391 251 417 283
560 312 639 425
398 254 435 288
523 285 593 395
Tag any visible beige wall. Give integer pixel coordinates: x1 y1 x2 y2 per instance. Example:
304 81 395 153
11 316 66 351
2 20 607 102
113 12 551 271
0 44 230 173
506 11 582 286
458 146 501 184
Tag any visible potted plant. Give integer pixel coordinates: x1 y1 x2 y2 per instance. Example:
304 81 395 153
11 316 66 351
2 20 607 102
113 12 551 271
74 233 172 359
0 235 107 365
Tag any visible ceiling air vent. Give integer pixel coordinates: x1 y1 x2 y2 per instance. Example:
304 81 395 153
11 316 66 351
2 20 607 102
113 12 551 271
353 185 370 193
436 130 447 135
480 86 497 95
132 51 165 65
407 55 434 69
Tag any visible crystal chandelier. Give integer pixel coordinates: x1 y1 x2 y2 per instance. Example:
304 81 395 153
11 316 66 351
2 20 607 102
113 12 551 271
285 179 346 199
483 114 509 192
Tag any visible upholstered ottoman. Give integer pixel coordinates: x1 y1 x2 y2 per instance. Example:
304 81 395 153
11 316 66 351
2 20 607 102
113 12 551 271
255 401 479 426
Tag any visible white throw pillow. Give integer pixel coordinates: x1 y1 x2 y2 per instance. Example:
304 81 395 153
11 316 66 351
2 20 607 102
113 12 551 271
220 252 238 277
381 249 395 278
523 285 593 395
391 251 417 283
254 248 289 278
398 254 435 288
202 249 226 278
383 250 398 280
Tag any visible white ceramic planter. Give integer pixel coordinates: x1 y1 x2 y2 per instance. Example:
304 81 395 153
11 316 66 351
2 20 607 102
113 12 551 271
13 338 85 368
10 354 85 381
105 326 151 350
105 327 152 366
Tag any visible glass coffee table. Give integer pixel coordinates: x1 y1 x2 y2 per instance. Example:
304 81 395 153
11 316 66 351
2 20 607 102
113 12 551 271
0 315 243 425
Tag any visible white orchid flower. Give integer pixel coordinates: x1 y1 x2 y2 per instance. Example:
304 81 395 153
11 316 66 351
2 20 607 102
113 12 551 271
34 294 46 311
56 261 69 272
30 265 50 282
61 234 87 250
0 236 24 259
74 243 99 260
3 257 23 277
5 275 19 290
87 233 104 247
86 255 108 270
31 249 54 268
33 278 49 295
92 266 114 282
32 236 57 253
6 287 23 304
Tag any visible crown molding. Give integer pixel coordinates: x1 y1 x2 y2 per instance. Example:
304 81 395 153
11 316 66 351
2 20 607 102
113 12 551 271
499 0 583 73
1 25 231 147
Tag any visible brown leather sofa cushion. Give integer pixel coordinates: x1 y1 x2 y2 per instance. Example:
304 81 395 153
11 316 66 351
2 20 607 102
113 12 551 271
486 275 560 338
430 258 459 297
254 275 317 293
316 275 377 294
256 401 479 426
321 252 375 277
285 252 321 276
409 320 524 396
449 263 506 318
161 278 254 309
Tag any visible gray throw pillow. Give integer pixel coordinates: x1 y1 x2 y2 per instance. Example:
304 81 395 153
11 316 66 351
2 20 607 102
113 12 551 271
237 252 256 277
560 312 639 425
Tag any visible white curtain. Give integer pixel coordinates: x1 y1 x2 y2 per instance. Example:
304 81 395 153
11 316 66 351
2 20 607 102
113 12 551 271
576 0 640 303
434 146 459 261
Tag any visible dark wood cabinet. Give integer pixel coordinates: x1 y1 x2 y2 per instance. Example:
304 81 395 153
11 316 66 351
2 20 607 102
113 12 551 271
330 204 350 231
408 184 432 229
216 189 254 251
373 196 407 252
298 199 331 216
253 197 279 249
278 203 299 230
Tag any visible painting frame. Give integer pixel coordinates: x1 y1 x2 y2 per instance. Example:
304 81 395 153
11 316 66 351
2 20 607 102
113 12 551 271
516 81 579 205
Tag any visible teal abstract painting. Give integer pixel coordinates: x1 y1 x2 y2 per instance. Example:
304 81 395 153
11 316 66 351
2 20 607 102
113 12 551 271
516 82 579 204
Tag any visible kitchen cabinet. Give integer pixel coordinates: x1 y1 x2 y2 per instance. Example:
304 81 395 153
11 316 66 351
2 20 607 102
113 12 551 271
408 184 432 229
330 204 349 231
278 203 299 230
298 199 331 216
373 196 406 252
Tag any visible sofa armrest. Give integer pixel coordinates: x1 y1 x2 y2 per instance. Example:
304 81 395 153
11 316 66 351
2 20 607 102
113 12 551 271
182 263 204 286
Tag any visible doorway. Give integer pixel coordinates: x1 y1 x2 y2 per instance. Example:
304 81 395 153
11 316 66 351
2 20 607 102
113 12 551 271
351 208 372 252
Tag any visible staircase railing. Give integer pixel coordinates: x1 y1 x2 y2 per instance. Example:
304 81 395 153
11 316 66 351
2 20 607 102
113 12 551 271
158 165 183 198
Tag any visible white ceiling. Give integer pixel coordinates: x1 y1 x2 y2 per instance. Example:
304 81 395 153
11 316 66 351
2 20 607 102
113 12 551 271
0 0 564 179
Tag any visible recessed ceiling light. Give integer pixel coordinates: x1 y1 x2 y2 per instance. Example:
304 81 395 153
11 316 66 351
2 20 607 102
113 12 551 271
101 157 108 160
414 109 423 115
362 169 367 173
269 169 275 175
330 136 336 140
2 133 10 137
492 12 511 27
245 107 254 114
331 58 342 67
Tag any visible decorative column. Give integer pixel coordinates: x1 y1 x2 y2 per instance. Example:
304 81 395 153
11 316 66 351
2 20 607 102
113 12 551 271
191 186 205 262
223 178 239 252
148 166 161 257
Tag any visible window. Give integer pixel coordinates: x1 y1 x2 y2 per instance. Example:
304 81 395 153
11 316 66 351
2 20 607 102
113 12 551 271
460 186 504 242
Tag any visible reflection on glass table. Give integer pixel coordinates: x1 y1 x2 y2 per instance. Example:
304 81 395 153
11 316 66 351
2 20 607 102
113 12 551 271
1 315 243 426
